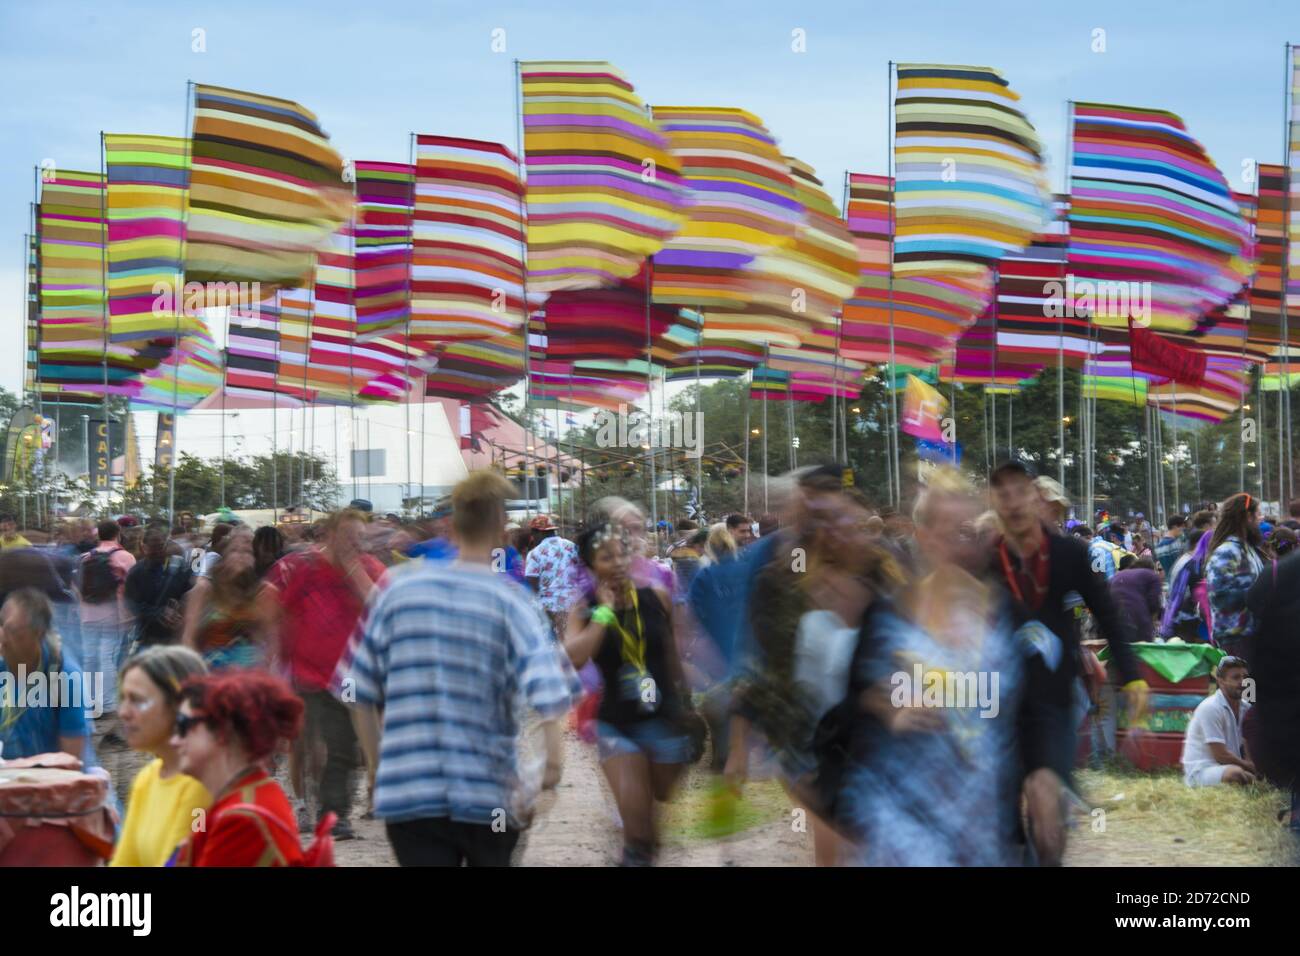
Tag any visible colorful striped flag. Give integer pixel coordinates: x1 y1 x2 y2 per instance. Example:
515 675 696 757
185 84 352 298
1068 102 1253 333
353 160 414 339
894 64 1051 269
408 135 525 343
104 134 192 353
521 61 687 293
36 170 135 401
650 106 803 309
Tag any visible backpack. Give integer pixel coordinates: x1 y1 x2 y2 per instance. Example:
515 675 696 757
79 548 124 604
225 804 337 867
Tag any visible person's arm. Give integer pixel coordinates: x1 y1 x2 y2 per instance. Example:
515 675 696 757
650 586 690 704
540 718 563 790
351 704 382 794
524 548 542 594
1073 543 1147 720
1145 570 1163 618
722 713 751 790
57 735 84 759
562 593 610 669
1074 544 1140 682
196 809 292 867
1207 741 1254 773
1206 545 1249 616
255 583 284 673
109 771 147 867
336 551 379 605
1246 557 1276 618
860 680 947 733
509 594 574 787
181 575 212 650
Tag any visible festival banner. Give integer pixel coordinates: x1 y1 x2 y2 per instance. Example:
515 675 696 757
1128 322 1208 387
90 418 113 491
900 373 948 442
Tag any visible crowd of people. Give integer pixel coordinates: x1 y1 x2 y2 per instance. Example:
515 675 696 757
1 467 1298 867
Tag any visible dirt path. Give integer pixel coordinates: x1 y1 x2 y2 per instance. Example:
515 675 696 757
97 724 1287 867
331 729 813 867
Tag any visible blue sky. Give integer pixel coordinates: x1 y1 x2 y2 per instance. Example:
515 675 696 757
3 0 1297 393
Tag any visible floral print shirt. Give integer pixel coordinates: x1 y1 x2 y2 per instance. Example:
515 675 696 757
1205 535 1264 647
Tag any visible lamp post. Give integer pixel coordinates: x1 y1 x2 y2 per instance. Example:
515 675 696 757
81 414 90 479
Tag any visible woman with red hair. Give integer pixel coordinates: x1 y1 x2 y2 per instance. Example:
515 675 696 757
167 671 308 867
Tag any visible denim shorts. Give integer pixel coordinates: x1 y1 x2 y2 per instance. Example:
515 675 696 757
595 718 690 765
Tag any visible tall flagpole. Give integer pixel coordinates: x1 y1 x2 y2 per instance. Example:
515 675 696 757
786 390 797 470
1259 369 1268 501
552 403 561 520
1193 424 1202 507
886 60 901 507
419 378 427 516
1060 102 1073 487
762 347 769 513
1008 389 1013 461
348 178 359 504
169 82 195 528
838 172 850 464
990 266 1000 463
272 288 280 523
1282 42 1294 501
300 266 316 509
644 257 658 530
99 132 112 516
743 374 751 517
694 324 704 515
949 373 957 465
1240 239 1252 493
403 133 415 516
513 60 536 519
1170 395 1180 516
220 313 227 509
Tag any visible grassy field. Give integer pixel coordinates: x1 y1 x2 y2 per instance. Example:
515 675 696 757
1066 765 1295 866
654 758 1297 865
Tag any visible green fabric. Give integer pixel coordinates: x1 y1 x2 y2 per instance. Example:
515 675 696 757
1099 641 1225 684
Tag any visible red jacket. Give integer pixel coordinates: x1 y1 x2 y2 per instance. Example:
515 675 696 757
172 768 302 867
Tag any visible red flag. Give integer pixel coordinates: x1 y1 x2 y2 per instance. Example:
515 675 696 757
1129 321 1207 386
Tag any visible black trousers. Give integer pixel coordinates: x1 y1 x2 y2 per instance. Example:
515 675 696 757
301 689 360 820
386 817 520 867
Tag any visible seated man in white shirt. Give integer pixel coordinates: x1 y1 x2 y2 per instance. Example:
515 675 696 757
1182 656 1256 788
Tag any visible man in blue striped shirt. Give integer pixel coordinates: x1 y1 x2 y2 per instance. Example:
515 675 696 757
337 471 573 866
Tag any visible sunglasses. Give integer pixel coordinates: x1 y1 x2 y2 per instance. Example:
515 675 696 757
174 712 209 738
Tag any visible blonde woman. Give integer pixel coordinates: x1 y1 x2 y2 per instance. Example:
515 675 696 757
111 646 211 866
702 523 737 567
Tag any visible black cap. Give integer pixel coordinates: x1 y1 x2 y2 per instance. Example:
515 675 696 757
348 498 374 513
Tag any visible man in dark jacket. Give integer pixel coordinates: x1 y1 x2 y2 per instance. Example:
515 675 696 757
988 462 1146 866
1246 552 1300 841
124 526 193 645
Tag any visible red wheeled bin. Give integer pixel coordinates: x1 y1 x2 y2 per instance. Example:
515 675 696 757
1078 641 1223 771
0 753 116 866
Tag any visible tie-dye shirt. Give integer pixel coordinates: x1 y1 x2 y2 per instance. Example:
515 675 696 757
1205 536 1264 648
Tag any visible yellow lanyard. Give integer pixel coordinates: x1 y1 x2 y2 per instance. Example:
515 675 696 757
607 587 647 674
